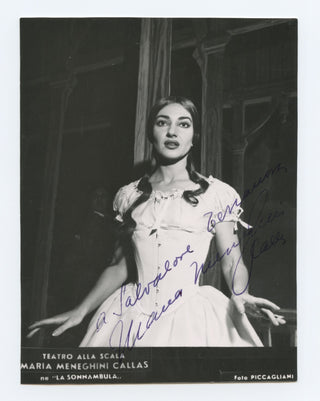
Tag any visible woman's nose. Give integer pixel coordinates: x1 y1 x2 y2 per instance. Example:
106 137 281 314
166 123 176 136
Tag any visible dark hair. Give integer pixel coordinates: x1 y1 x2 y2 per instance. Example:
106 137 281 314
121 96 209 234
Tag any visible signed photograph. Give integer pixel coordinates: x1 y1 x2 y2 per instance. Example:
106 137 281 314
20 17 297 384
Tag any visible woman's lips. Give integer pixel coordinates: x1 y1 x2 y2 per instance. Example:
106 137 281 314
164 140 179 149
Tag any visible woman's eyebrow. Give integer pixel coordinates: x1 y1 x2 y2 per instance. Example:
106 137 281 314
156 115 192 121
155 114 170 119
177 116 192 121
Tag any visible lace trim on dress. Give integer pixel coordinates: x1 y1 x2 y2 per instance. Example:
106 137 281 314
113 176 253 233
152 188 184 201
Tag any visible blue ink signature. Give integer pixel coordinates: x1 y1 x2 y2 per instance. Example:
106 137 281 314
95 162 288 347
191 241 240 284
108 289 183 350
241 162 287 202
94 245 191 349
204 198 242 233
112 244 193 318
96 312 107 332
194 188 286 295
204 162 287 232
231 189 286 295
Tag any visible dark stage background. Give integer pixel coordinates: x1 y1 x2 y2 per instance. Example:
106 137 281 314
21 18 297 349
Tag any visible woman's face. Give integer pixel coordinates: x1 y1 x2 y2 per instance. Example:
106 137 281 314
152 103 194 161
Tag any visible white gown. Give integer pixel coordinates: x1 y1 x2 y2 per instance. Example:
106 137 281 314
80 176 263 347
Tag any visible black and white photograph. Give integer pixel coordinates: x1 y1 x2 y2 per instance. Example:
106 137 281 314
19 17 298 384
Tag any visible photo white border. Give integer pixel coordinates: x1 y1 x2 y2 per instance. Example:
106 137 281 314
1 0 318 400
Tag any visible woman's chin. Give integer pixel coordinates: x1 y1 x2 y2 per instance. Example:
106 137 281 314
155 148 191 165
157 153 187 165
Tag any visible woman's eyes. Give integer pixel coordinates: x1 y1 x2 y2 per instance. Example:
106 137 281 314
155 120 191 128
179 122 191 128
155 120 168 127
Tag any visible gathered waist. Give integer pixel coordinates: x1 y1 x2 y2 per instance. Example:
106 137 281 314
125 282 200 317
134 223 210 235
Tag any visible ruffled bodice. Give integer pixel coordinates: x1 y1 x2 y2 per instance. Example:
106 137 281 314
113 176 245 314
114 176 250 232
80 176 262 347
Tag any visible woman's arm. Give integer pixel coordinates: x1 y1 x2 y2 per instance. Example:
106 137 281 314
28 245 128 338
215 222 286 326
76 245 128 316
214 221 249 295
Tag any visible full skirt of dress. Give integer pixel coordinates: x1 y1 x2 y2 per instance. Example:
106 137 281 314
79 284 263 347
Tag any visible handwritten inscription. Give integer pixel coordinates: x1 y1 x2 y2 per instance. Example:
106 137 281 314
191 241 240 284
95 246 192 348
112 244 193 318
242 162 287 201
204 162 287 233
198 188 287 295
96 312 107 333
95 162 288 347
204 198 242 233
109 289 183 350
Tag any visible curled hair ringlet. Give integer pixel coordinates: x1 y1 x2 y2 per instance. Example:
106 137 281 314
120 96 209 235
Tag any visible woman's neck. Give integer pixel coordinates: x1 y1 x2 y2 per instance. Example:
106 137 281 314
150 156 189 185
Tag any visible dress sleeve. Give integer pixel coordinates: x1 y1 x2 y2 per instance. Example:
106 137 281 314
113 180 141 222
204 176 252 234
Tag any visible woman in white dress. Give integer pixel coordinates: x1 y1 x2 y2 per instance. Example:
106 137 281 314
28 96 285 348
